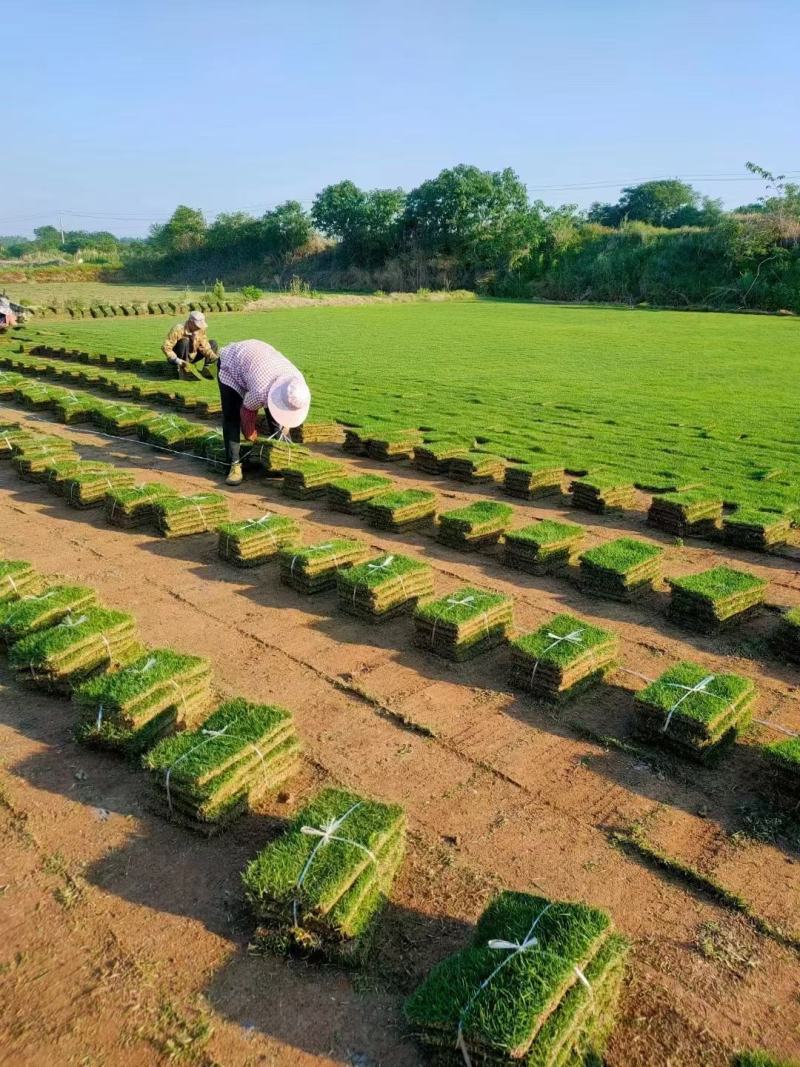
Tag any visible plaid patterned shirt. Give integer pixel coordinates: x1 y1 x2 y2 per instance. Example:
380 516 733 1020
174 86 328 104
218 339 298 411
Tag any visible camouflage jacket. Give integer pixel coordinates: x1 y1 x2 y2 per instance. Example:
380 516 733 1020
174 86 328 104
161 322 217 363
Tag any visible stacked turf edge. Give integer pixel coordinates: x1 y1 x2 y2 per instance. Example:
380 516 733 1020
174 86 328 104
279 538 370 594
218 514 301 567
413 586 514 661
570 476 635 514
153 493 230 537
723 509 793 551
143 698 300 834
503 520 584 575
338 553 435 620
667 566 767 632
436 501 513 551
293 420 345 445
510 613 618 700
448 451 506 484
579 538 664 601
327 474 394 515
242 787 405 963
104 482 179 528
74 649 214 754
282 458 346 499
413 440 472 475
246 439 311 476
363 489 437 532
647 490 723 538
502 462 564 500
366 428 422 462
404 890 628 1066
633 661 756 760
760 736 800 805
64 468 137 508
770 607 800 663
0 585 98 644
0 560 42 603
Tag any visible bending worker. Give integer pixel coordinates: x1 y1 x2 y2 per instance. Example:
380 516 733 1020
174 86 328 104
217 338 311 485
162 311 218 379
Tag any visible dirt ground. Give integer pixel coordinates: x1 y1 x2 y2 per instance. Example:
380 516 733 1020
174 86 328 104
1 410 799 1067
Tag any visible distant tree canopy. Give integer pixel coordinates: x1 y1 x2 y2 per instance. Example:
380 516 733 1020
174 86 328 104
312 181 405 263
588 180 723 228
149 205 207 254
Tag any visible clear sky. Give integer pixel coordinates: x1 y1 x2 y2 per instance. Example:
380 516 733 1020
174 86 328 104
4 0 798 236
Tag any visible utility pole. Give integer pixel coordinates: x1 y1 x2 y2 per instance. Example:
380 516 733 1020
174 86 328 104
59 214 65 245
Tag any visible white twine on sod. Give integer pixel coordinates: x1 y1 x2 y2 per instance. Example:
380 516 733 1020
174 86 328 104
290 543 334 576
2 573 20 596
661 675 725 733
352 555 405 606
455 903 591 1067
95 656 159 727
223 514 278 558
163 723 266 812
4 589 59 624
430 595 491 647
529 629 585 686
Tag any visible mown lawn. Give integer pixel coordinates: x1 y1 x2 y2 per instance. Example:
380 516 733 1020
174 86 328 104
18 300 800 509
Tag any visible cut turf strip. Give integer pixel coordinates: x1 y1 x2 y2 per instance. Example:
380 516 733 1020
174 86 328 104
63 468 137 508
242 786 406 963
327 474 394 515
104 482 180 528
281 459 346 499
413 586 514 661
770 607 800 663
279 538 371 594
246 438 311 476
366 429 423 462
437 501 514 552
363 489 437 533
579 538 664 602
153 493 230 537
413 440 473 475
666 565 767 632
337 552 435 620
217 514 301 567
723 509 792 550
760 736 800 806
0 560 42 604
293 420 345 444
509 612 618 701
502 463 564 500
503 520 584 575
448 452 506 484
570 476 635 513
0 585 98 644
647 490 723 538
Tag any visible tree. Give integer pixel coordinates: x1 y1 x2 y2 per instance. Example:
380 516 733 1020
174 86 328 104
741 162 800 221
311 181 367 242
260 200 313 260
588 180 704 228
33 225 61 249
311 181 404 262
149 205 206 254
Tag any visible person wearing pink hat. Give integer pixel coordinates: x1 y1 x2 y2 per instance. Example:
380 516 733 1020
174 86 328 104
216 338 311 485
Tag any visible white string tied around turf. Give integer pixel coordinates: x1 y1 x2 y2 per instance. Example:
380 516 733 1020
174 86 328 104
4 590 59 624
353 554 403 605
529 628 585 685
163 724 266 812
661 675 725 733
290 542 334 576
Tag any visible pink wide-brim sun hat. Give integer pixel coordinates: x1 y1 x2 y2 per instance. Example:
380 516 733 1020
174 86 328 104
267 373 311 429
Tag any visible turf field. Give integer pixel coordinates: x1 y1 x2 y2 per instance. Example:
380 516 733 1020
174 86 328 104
18 300 800 510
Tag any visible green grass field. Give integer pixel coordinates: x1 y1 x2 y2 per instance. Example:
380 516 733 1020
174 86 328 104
2 281 222 308
16 301 800 510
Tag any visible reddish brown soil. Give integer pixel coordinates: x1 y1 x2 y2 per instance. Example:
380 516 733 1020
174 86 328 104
1 410 799 1066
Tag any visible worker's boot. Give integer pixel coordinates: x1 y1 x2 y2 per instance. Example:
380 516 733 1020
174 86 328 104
225 461 243 486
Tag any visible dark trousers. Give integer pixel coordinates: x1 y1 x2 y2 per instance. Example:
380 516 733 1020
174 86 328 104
173 337 218 378
218 381 278 466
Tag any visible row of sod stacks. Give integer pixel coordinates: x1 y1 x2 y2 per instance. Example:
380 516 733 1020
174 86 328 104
413 587 514 661
280 539 370 594
338 553 435 620
154 493 230 537
0 585 98 644
667 566 767 632
242 787 405 963
771 608 800 663
14 382 58 410
143 698 300 834
293 421 345 444
74 648 213 754
105 482 179 528
64 468 137 508
648 490 723 538
503 463 564 500
723 510 792 550
509 613 618 701
0 560 42 603
246 439 310 476
327 474 394 515
412 440 472 475
580 538 664 602
366 429 422 463
218 514 301 567
404 890 628 1067
633 661 756 760
437 501 514 551
282 459 345 500
570 477 635 514
449 452 506 484
503 520 584 575
8 608 140 693
761 737 800 805
363 489 437 532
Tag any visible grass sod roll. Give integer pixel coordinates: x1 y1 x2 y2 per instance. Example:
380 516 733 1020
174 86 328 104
437 500 514 551
217 514 301 567
579 538 664 602
63 468 137 508
279 538 370 594
413 440 473 474
104 482 180 527
0 585 98 644
337 553 435 620
770 607 800 663
45 460 114 496
503 520 585 576
448 451 506 484
760 736 800 804
502 463 564 500
366 428 423 462
647 490 723 538
153 493 230 537
509 613 619 701
404 890 627 1065
667 566 767 631
723 509 793 550
327 474 395 515
570 476 635 514
0 560 42 603
0 372 26 397
245 438 311 476
293 421 345 444
13 383 59 410
363 489 438 532
281 458 346 499
413 586 514 661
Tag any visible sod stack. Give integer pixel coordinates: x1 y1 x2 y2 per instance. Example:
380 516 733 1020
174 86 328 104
195 395 222 418
0 372 25 397
771 607 800 663
246 439 311 476
142 415 195 450
633 661 756 760
293 420 345 444
64 468 137 508
570 477 635 514
436 500 514 551
282 459 346 500
0 427 33 459
0 560 42 603
8 608 140 693
12 438 77 481
509 613 618 700
105 482 179 528
404 890 628 1067
337 552 435 620
154 492 230 537
52 392 98 425
667 566 767 631
242 786 405 963
327 474 394 515
761 737 800 805
143 698 300 834
503 520 584 575
647 490 723 538
342 428 368 455
0 585 98 645
366 429 422 463
503 463 564 500
449 451 506 484
217 514 301 567
46 460 113 497
723 510 792 551
74 648 214 754
280 538 370 594
412 440 471 475
363 489 437 532
579 538 664 601
94 403 155 437
413 586 514 660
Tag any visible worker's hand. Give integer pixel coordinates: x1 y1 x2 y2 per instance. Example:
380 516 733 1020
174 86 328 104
175 358 188 370
245 429 259 443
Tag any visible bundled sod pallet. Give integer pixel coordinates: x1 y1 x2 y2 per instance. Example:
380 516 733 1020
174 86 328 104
218 514 301 567
246 438 311 476
366 429 422 462
0 560 42 603
633 661 756 760
667 566 767 631
92 403 154 437
570 477 635 514
760 736 800 805
12 439 77 481
105 482 179 528
144 415 196 450
327 474 394 515
46 460 113 496
337 553 435 620
510 613 618 700
412 440 471 475
771 607 800 663
0 428 35 459
363 488 437 532
723 509 792 551
8 608 140 693
404 890 628 1067
64 468 137 508
579 538 664 601
0 372 25 397
51 392 99 425
413 586 514 660
293 421 344 444
437 500 513 551
14 383 58 410
503 463 564 500
647 490 723 538
154 492 229 537
503 520 584 575
74 648 214 754
242 787 405 962
280 538 370 594
448 451 506 484
281 459 345 499
0 585 98 644
143 698 300 834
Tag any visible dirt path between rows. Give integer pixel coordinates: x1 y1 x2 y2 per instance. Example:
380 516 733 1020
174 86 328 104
1 410 799 1066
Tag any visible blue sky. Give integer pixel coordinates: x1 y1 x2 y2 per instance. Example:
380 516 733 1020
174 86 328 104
4 0 798 236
